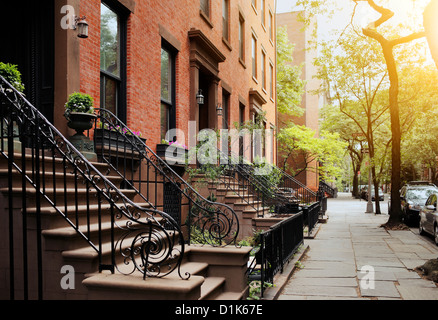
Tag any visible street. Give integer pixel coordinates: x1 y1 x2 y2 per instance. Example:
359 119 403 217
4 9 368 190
277 192 438 300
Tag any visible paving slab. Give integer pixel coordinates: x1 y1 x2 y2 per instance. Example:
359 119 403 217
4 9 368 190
359 280 400 298
282 285 359 298
286 277 358 287
397 286 438 300
399 258 427 270
292 268 357 278
397 279 437 288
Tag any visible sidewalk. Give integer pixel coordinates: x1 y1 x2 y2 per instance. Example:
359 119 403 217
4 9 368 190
274 192 438 300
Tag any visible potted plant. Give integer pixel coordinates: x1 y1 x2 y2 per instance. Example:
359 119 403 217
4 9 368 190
94 122 146 153
64 92 96 134
64 92 97 161
0 62 25 113
0 62 24 150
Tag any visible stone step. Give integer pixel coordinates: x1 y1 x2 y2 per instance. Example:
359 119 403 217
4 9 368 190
199 276 226 300
0 168 125 189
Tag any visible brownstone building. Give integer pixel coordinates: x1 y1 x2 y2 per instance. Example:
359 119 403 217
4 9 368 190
1 0 277 163
0 0 280 300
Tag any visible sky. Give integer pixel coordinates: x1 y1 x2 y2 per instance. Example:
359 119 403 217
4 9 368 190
274 0 433 63
274 0 430 41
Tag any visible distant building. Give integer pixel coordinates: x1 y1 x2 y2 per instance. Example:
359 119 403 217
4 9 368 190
276 11 322 191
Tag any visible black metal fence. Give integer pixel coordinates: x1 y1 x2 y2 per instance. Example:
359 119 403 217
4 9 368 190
248 210 305 297
303 201 321 236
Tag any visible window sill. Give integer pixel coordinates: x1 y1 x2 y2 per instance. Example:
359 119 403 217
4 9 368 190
200 10 214 28
239 58 246 69
222 37 232 52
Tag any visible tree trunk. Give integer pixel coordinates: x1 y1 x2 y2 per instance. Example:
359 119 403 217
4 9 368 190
424 0 438 69
383 46 402 225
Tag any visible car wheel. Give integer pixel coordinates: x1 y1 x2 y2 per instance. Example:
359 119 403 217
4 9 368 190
435 225 438 246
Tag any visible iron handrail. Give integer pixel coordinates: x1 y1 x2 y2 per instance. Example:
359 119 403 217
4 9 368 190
92 108 240 247
0 75 188 283
216 149 291 216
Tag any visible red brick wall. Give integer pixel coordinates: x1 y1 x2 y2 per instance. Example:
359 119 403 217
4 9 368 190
77 0 276 157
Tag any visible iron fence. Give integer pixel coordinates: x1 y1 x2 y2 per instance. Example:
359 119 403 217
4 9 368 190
247 211 304 297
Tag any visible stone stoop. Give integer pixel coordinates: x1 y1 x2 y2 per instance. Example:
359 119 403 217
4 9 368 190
82 245 251 300
0 154 251 300
190 174 271 240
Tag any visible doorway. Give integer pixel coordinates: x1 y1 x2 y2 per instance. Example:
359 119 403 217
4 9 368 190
0 0 55 124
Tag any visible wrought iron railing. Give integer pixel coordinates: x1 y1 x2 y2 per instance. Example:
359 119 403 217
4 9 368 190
91 109 239 247
247 211 304 297
277 167 318 204
0 76 187 300
319 180 337 198
214 150 291 217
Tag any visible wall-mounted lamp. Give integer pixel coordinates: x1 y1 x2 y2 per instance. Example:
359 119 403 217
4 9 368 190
196 89 204 105
74 16 89 39
216 103 223 116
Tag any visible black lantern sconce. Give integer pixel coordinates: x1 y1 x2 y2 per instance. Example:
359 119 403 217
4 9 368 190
216 103 223 116
74 16 89 39
196 89 204 105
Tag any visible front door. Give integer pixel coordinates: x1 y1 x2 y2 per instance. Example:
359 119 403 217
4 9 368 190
0 0 55 124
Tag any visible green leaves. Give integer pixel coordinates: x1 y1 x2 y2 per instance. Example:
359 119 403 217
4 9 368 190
276 27 306 117
64 92 95 115
0 62 25 93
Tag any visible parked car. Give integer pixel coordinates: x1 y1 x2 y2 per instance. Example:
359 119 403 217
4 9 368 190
361 186 384 201
369 189 384 201
360 186 368 200
419 193 438 245
400 184 438 226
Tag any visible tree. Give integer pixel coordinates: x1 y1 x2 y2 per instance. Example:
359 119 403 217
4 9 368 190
294 0 431 226
276 27 306 118
315 29 392 214
277 124 347 182
355 0 427 226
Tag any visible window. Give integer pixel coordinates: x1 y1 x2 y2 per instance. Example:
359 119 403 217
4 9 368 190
261 0 265 26
239 14 245 62
252 0 256 10
261 49 266 90
269 11 273 41
239 103 245 158
252 34 257 80
200 0 210 18
161 44 176 140
222 0 229 41
100 2 127 121
222 91 230 130
269 62 274 99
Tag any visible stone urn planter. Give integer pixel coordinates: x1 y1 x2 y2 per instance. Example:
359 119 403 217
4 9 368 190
64 92 97 161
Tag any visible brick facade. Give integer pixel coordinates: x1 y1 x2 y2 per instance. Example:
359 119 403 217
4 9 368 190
73 0 277 162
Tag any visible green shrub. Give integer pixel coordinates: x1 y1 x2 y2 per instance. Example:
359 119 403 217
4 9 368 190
0 62 25 93
64 92 94 115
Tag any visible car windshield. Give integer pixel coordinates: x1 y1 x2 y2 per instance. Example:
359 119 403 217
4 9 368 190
406 188 438 200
